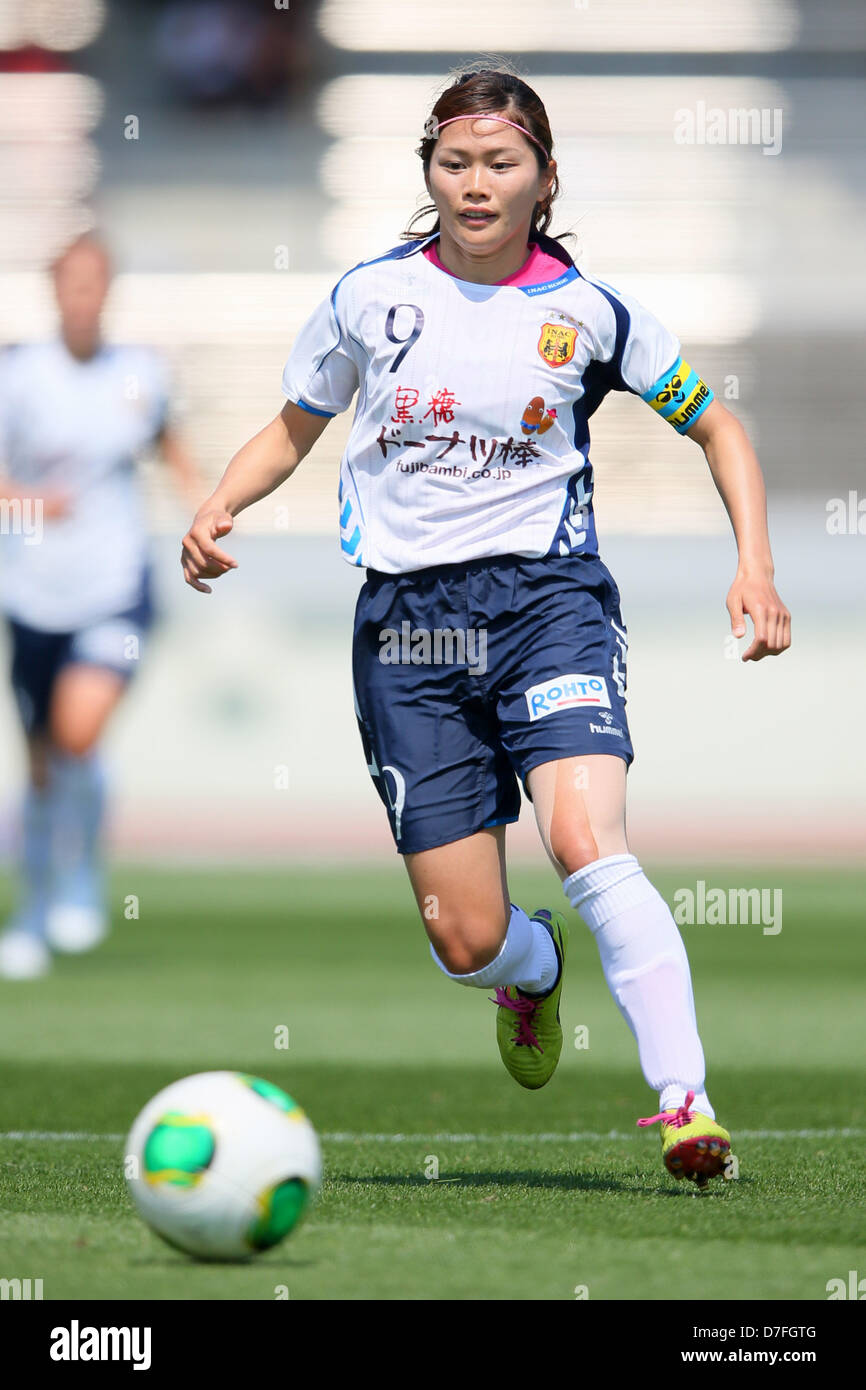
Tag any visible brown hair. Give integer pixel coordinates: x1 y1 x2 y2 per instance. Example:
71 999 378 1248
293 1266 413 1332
401 65 573 246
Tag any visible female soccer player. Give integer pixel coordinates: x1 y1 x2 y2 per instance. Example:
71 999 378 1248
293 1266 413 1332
0 232 202 980
182 69 791 1186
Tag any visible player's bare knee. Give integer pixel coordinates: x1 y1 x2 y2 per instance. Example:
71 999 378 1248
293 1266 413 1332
435 940 499 975
48 725 97 760
52 732 94 759
427 911 508 975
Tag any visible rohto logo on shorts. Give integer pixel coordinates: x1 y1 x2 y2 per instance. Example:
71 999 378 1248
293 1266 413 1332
524 674 611 721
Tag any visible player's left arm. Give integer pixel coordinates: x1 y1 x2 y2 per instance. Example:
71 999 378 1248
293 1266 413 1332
155 421 207 511
144 346 207 509
618 290 790 662
685 398 791 662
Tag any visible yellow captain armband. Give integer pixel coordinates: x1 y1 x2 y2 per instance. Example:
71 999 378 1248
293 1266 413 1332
641 356 714 433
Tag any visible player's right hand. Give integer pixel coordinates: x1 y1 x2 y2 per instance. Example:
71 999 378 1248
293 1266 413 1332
181 507 238 594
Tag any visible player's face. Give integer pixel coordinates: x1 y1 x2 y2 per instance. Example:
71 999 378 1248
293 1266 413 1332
53 243 111 336
426 117 553 252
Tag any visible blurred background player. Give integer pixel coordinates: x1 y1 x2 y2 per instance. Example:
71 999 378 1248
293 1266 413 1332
0 232 203 980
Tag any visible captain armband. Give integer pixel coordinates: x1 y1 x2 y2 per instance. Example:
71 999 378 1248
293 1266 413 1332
641 356 714 433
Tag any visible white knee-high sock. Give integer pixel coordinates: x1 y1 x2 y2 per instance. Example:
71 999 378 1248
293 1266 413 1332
564 853 713 1117
48 751 107 913
430 903 559 994
12 783 52 939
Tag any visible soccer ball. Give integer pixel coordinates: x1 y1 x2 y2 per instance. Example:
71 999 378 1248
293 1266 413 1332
124 1071 322 1261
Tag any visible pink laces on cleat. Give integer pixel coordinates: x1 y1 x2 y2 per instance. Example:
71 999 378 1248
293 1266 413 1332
490 987 543 1051
636 1089 696 1129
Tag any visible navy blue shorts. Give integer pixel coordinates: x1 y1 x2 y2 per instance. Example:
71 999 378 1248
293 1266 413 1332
352 551 632 855
5 567 156 736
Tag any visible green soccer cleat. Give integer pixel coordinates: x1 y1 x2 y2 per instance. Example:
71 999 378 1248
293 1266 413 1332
490 909 568 1091
637 1090 732 1189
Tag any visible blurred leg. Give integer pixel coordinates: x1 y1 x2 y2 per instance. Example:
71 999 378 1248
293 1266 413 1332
13 734 52 931
44 663 127 950
0 733 54 976
49 662 126 757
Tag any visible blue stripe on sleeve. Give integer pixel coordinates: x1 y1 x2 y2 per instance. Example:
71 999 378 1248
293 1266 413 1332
291 397 336 419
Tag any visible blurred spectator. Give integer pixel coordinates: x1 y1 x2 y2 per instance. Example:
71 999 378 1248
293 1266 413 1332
0 45 69 74
154 0 311 109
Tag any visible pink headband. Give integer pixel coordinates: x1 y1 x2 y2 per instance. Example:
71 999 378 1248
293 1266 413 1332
423 112 549 162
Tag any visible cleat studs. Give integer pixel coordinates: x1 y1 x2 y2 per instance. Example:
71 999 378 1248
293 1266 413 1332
696 1140 708 1152
709 1141 720 1154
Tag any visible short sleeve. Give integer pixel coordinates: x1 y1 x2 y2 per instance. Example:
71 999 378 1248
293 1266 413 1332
615 291 714 434
281 290 360 419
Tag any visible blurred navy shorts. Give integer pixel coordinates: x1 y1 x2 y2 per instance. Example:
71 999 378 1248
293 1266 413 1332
5 566 155 736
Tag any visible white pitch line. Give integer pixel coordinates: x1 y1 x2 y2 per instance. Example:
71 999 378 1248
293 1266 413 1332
1 1131 127 1142
323 1128 866 1143
0 1128 863 1143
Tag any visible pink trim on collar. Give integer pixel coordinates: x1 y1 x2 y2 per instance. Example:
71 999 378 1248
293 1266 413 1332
423 239 565 288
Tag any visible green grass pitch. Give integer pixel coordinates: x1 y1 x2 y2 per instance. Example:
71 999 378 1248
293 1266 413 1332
0 863 863 1301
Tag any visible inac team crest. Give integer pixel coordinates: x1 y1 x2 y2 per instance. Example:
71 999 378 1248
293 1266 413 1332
537 322 577 368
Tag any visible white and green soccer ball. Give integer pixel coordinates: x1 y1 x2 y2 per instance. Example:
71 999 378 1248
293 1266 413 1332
125 1071 321 1261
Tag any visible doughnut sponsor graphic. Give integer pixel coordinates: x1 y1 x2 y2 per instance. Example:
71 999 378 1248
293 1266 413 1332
521 395 557 436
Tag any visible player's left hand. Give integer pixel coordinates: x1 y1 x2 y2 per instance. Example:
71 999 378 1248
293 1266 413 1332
726 569 791 661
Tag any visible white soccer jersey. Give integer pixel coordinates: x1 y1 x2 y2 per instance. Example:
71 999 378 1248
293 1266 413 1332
281 231 714 573
0 339 169 631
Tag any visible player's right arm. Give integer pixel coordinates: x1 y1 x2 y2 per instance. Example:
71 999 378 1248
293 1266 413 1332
181 399 330 593
0 471 71 519
184 282 359 593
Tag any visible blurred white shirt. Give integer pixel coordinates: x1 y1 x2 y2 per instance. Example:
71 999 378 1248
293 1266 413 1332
0 339 169 631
